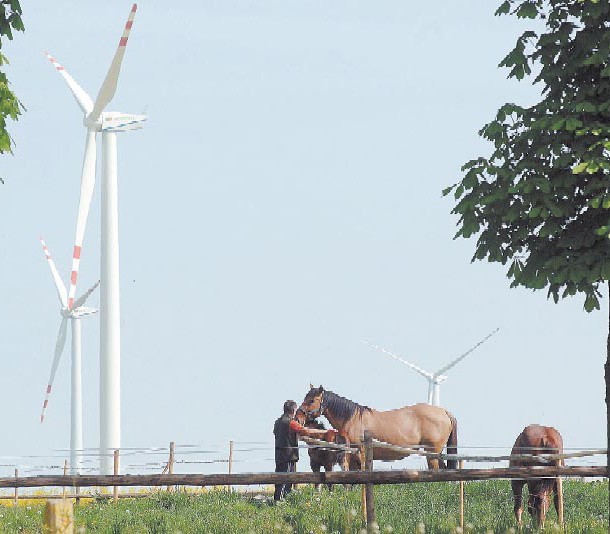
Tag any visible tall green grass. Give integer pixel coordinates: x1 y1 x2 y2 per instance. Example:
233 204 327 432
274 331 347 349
0 480 606 533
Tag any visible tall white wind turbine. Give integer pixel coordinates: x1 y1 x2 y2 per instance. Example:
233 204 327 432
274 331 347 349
46 4 146 474
364 328 499 406
40 238 99 475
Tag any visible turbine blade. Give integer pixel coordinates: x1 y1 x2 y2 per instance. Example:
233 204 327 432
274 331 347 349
40 317 68 423
362 340 434 379
434 327 500 377
45 52 93 115
89 4 138 122
67 131 97 310
39 237 67 308
73 280 100 309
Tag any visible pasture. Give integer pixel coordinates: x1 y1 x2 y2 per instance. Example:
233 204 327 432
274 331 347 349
0 480 606 533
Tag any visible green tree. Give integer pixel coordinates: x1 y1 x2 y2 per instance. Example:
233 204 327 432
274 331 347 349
444 0 610 503
0 0 23 181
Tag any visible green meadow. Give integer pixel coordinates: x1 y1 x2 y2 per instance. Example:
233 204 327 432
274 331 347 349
0 480 607 533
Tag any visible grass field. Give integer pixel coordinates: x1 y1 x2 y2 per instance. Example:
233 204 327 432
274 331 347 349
0 480 607 533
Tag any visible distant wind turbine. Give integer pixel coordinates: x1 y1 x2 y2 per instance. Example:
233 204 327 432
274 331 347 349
39 237 99 474
363 328 499 406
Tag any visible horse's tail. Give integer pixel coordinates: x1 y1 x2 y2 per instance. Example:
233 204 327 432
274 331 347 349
444 410 458 469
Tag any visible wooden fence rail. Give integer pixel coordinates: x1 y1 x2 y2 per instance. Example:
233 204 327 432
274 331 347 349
304 439 606 464
367 441 607 464
0 466 605 489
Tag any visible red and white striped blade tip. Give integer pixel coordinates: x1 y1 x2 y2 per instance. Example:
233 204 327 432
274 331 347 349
120 5 138 48
67 244 82 310
40 386 51 423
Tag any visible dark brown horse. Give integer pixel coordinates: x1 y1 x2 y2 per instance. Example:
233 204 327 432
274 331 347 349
297 412 350 490
299 385 458 469
509 424 563 529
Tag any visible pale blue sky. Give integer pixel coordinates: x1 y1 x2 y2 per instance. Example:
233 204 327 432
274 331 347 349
0 1 605 474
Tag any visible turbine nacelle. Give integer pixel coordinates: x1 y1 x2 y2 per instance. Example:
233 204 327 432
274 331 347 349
60 306 98 319
84 111 147 132
72 306 99 318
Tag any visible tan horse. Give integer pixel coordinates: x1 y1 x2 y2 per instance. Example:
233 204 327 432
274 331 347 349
509 424 563 529
299 385 458 469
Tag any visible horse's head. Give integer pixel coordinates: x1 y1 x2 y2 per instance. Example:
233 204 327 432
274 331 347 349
294 407 307 425
527 483 551 528
299 384 325 419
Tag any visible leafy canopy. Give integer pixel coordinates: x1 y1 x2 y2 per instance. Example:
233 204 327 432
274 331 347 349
445 0 610 312
0 0 23 175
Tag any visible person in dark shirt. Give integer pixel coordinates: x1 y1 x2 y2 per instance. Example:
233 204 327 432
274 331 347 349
273 399 336 501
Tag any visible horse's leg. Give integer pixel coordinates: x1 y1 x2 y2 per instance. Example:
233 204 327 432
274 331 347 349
553 479 561 522
311 463 322 491
511 479 525 527
345 453 360 490
339 437 352 473
424 446 440 470
535 492 549 530
324 459 334 491
538 497 548 530
437 447 447 470
434 442 448 469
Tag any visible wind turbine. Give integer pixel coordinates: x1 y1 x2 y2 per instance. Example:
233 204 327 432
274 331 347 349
39 237 99 475
46 4 145 474
364 328 499 406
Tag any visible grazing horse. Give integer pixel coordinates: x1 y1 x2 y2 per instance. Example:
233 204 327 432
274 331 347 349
299 385 458 469
509 424 563 529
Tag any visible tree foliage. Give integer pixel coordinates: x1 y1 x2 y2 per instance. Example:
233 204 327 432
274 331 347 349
445 0 610 312
0 0 23 178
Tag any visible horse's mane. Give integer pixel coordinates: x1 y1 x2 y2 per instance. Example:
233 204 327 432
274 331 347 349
324 390 371 422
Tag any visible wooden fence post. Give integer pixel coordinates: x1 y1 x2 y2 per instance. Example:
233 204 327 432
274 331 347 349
227 440 234 493
556 471 564 528
168 441 175 493
459 460 465 531
113 450 119 503
359 441 366 523
13 469 18 506
44 499 74 533
62 460 68 499
363 430 375 529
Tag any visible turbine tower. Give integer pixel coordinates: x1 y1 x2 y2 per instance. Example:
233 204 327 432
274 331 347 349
364 328 499 406
45 4 145 474
40 238 99 475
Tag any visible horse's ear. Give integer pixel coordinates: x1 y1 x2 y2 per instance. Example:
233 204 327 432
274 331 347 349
318 385 324 392
309 383 314 389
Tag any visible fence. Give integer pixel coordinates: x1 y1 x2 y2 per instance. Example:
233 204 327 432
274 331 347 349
3 442 601 477
1 435 607 531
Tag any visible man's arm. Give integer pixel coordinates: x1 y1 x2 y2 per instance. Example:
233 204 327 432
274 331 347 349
289 420 337 440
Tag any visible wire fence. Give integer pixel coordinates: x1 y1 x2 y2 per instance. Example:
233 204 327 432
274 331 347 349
0 440 604 481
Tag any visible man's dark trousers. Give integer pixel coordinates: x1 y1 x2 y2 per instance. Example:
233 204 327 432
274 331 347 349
274 460 296 501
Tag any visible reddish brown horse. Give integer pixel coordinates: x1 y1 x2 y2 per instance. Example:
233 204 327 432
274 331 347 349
509 424 563 529
299 385 458 469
